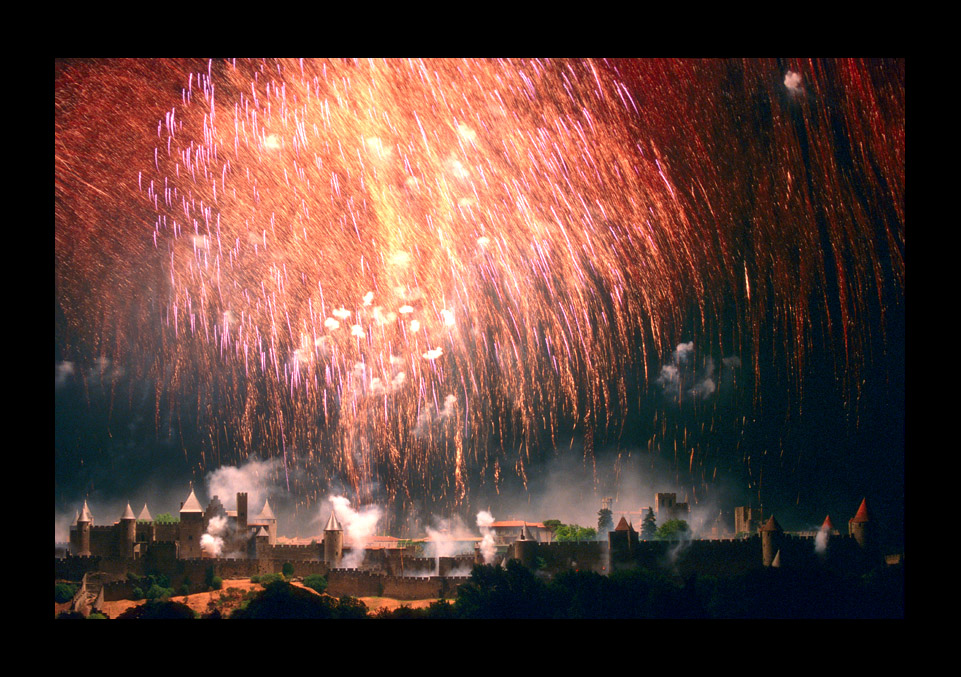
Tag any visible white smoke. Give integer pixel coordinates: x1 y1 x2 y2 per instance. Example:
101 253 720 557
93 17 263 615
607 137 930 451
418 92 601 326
329 495 382 569
657 343 741 403
55 361 75 387
784 70 804 94
815 527 829 556
477 510 497 564
414 394 458 437
205 458 282 516
201 514 228 557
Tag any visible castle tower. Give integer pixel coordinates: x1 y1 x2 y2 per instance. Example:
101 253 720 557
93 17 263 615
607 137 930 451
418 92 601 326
610 516 639 572
324 507 343 567
119 502 137 558
237 492 249 541
760 515 783 567
258 498 277 545
848 498 873 551
178 485 205 559
255 526 271 560
513 523 537 568
76 500 93 556
136 503 154 545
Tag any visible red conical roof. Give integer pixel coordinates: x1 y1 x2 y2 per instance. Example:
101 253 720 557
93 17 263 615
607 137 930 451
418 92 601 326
821 515 834 530
615 516 631 531
850 498 871 524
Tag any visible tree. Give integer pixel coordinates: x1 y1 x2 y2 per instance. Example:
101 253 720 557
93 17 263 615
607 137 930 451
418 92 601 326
153 512 179 524
552 524 597 542
641 508 657 540
55 582 78 604
655 519 691 541
303 574 328 594
282 561 295 579
542 519 562 534
597 508 614 535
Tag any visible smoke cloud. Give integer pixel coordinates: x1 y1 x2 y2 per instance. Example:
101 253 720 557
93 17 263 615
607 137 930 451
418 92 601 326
329 495 382 568
201 514 228 557
205 458 283 515
477 510 497 564
656 342 739 403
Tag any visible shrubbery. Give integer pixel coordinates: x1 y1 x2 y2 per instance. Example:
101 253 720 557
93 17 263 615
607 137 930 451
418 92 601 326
55 582 78 604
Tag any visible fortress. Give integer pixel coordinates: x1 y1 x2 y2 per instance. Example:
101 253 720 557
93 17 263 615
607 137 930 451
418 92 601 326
55 487 892 616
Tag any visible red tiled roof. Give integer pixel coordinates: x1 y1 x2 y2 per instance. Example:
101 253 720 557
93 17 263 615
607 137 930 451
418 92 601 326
489 521 546 528
614 516 631 531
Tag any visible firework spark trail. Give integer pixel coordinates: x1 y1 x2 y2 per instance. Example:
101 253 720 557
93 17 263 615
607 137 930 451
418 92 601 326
55 58 904 512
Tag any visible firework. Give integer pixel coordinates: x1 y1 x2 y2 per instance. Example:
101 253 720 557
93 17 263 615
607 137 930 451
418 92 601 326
55 58 904 513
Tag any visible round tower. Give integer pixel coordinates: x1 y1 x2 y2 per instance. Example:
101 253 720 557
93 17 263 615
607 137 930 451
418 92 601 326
76 500 93 556
760 515 783 567
178 485 205 559
513 523 537 568
258 498 277 545
119 502 137 558
323 506 343 567
848 498 873 551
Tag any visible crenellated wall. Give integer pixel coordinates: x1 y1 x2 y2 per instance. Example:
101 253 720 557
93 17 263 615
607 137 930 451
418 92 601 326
326 568 469 600
537 541 608 574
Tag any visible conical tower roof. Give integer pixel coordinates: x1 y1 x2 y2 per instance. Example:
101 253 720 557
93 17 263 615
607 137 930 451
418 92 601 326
821 515 834 530
324 508 342 532
137 503 152 522
180 486 204 514
121 502 136 520
614 516 633 531
520 522 535 541
258 498 276 520
759 515 782 532
78 500 93 523
771 549 782 568
71 510 79 527
850 498 871 524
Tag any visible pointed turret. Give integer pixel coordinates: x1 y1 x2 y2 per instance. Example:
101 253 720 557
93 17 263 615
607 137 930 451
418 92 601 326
821 515 834 531
78 500 93 524
851 498 871 524
760 515 783 567
258 498 276 521
75 501 92 556
324 508 342 532
258 497 277 545
137 503 152 522
120 502 136 558
180 486 204 514
323 504 343 567
771 549 782 568
178 485 204 559
615 516 632 531
848 498 876 555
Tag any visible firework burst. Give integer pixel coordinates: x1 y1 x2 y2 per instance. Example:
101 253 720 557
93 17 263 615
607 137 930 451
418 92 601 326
55 58 904 514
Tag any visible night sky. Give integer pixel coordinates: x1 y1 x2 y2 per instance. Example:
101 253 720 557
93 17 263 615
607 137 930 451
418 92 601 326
55 59 904 549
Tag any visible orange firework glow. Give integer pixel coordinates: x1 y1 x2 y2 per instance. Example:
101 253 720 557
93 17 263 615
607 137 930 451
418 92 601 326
56 59 904 512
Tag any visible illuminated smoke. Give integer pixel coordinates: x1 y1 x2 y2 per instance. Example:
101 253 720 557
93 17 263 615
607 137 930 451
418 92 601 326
477 510 497 564
329 495 382 568
201 514 228 557
205 458 282 514
784 70 803 93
